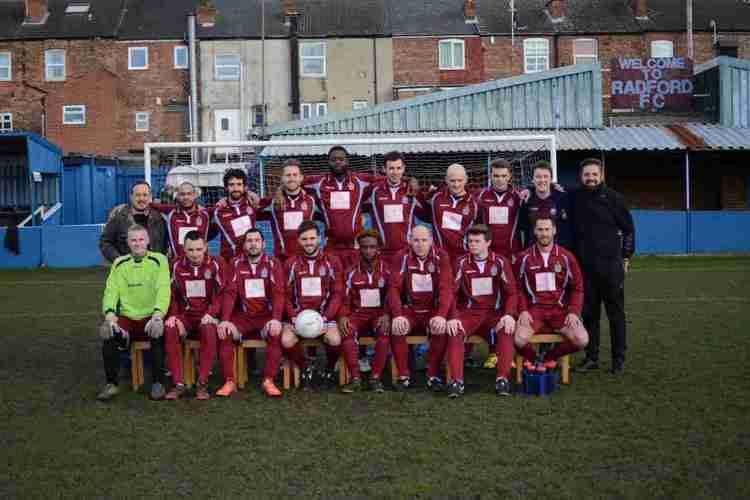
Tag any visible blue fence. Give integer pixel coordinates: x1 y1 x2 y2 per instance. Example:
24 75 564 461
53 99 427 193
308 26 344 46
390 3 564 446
1 211 749 269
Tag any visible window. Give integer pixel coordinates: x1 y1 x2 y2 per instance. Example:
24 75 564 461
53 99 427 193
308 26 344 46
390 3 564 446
252 105 265 127
174 46 188 69
574 39 598 64
352 100 368 110
45 49 66 81
651 40 674 58
438 39 465 70
300 42 326 77
0 52 10 81
0 113 12 131
65 3 90 14
215 54 240 80
128 47 148 70
301 102 327 119
135 112 149 131
524 39 549 74
63 105 86 125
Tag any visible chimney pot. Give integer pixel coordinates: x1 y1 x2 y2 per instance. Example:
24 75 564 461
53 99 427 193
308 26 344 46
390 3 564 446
25 0 49 24
196 0 217 28
547 0 565 20
464 0 477 21
631 0 648 19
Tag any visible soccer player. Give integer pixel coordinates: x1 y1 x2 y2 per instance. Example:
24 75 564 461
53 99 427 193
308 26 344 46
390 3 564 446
99 181 167 263
571 158 634 375
514 216 588 370
213 168 260 261
475 159 522 260
518 161 573 249
425 164 478 268
367 151 425 270
304 146 381 270
445 224 518 398
257 159 317 262
281 221 345 388
216 228 285 397
151 182 213 260
338 230 392 393
388 225 453 391
162 231 224 400
97 224 171 401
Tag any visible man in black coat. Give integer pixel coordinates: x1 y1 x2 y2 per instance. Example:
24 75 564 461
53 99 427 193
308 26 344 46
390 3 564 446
571 158 635 375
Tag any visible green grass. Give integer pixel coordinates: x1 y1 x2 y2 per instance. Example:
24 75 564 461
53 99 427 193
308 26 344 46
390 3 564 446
2 257 749 498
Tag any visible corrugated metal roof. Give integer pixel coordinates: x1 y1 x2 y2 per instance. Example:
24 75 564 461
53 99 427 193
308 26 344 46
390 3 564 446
683 124 750 150
589 126 686 151
260 130 593 157
267 64 603 135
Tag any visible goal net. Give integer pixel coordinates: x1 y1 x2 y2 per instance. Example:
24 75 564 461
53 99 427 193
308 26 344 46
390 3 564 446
144 134 556 208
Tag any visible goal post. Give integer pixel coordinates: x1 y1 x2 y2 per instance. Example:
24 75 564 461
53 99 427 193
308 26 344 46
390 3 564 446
143 134 557 204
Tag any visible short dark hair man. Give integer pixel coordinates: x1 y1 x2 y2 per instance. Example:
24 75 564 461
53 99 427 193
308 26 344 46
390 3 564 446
518 161 573 250
100 182 168 263
571 158 635 375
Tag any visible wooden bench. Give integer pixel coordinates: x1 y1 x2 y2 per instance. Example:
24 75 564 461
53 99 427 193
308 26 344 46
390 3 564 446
513 333 571 385
130 341 151 390
235 339 268 389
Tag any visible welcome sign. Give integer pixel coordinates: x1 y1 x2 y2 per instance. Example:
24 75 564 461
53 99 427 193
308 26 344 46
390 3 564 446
611 57 694 112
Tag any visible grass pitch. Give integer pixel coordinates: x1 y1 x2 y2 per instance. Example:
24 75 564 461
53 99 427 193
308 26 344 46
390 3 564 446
1 256 749 498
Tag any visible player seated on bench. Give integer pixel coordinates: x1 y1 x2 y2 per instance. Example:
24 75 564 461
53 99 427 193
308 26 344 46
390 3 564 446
280 221 344 389
163 231 225 401
337 230 392 393
216 228 285 398
446 224 518 398
97 224 171 401
514 216 588 370
389 225 453 392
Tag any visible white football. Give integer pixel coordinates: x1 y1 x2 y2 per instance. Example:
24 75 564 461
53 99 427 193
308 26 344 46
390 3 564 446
294 309 324 339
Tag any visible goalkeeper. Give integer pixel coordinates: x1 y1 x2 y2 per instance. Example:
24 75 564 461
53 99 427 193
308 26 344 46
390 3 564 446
97 225 171 401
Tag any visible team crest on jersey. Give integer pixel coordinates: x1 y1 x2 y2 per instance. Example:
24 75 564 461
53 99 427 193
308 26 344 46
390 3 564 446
348 182 354 190
462 206 469 216
560 209 567 220
261 269 269 278
554 263 562 273
301 201 308 211
507 200 514 207
490 265 498 276
319 266 327 277
402 196 408 204
378 277 385 288
551 208 558 216
427 263 435 273
204 270 212 280
195 216 202 226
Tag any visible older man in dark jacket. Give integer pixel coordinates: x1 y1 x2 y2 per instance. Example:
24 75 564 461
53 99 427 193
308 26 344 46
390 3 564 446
99 181 168 263
571 158 635 375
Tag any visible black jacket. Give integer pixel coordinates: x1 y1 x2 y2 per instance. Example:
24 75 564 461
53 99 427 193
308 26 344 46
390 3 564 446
99 204 168 263
571 184 635 267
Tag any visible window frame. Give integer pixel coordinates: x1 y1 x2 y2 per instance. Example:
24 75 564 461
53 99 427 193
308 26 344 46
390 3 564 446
573 38 598 65
523 38 550 74
438 39 466 70
352 100 368 110
62 105 86 125
0 112 12 131
135 111 150 132
316 102 327 117
128 46 149 70
45 49 66 81
0 52 11 81
214 53 241 81
299 41 326 78
173 46 188 69
650 40 675 59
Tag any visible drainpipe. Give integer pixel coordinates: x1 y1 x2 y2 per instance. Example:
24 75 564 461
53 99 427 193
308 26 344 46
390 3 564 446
289 14 300 119
372 38 378 105
188 13 200 144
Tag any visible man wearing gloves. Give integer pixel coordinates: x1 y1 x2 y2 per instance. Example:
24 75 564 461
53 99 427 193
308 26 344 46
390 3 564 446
97 225 171 401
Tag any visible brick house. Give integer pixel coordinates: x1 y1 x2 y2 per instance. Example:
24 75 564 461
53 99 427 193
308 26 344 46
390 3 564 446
0 0 193 157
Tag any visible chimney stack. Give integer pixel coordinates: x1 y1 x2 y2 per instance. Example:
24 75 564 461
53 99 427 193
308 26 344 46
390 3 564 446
196 0 217 28
631 0 648 20
547 0 566 21
464 0 477 23
24 0 49 24
283 0 299 17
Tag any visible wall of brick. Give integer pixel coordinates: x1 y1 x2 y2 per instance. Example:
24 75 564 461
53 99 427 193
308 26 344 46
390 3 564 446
393 36 484 88
0 39 188 157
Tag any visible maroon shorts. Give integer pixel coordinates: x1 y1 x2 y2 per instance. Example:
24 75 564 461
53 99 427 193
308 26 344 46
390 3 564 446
116 317 151 341
168 314 216 339
348 310 387 338
401 307 437 336
455 309 502 339
528 306 567 332
231 313 273 340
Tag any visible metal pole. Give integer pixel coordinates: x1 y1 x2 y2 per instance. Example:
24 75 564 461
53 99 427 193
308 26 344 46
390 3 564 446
550 133 558 182
261 0 266 135
687 0 694 60
145 145 152 187
685 151 691 253
188 13 199 159
259 157 266 197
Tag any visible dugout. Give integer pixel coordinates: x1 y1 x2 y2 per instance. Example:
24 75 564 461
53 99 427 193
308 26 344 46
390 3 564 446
0 132 63 228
